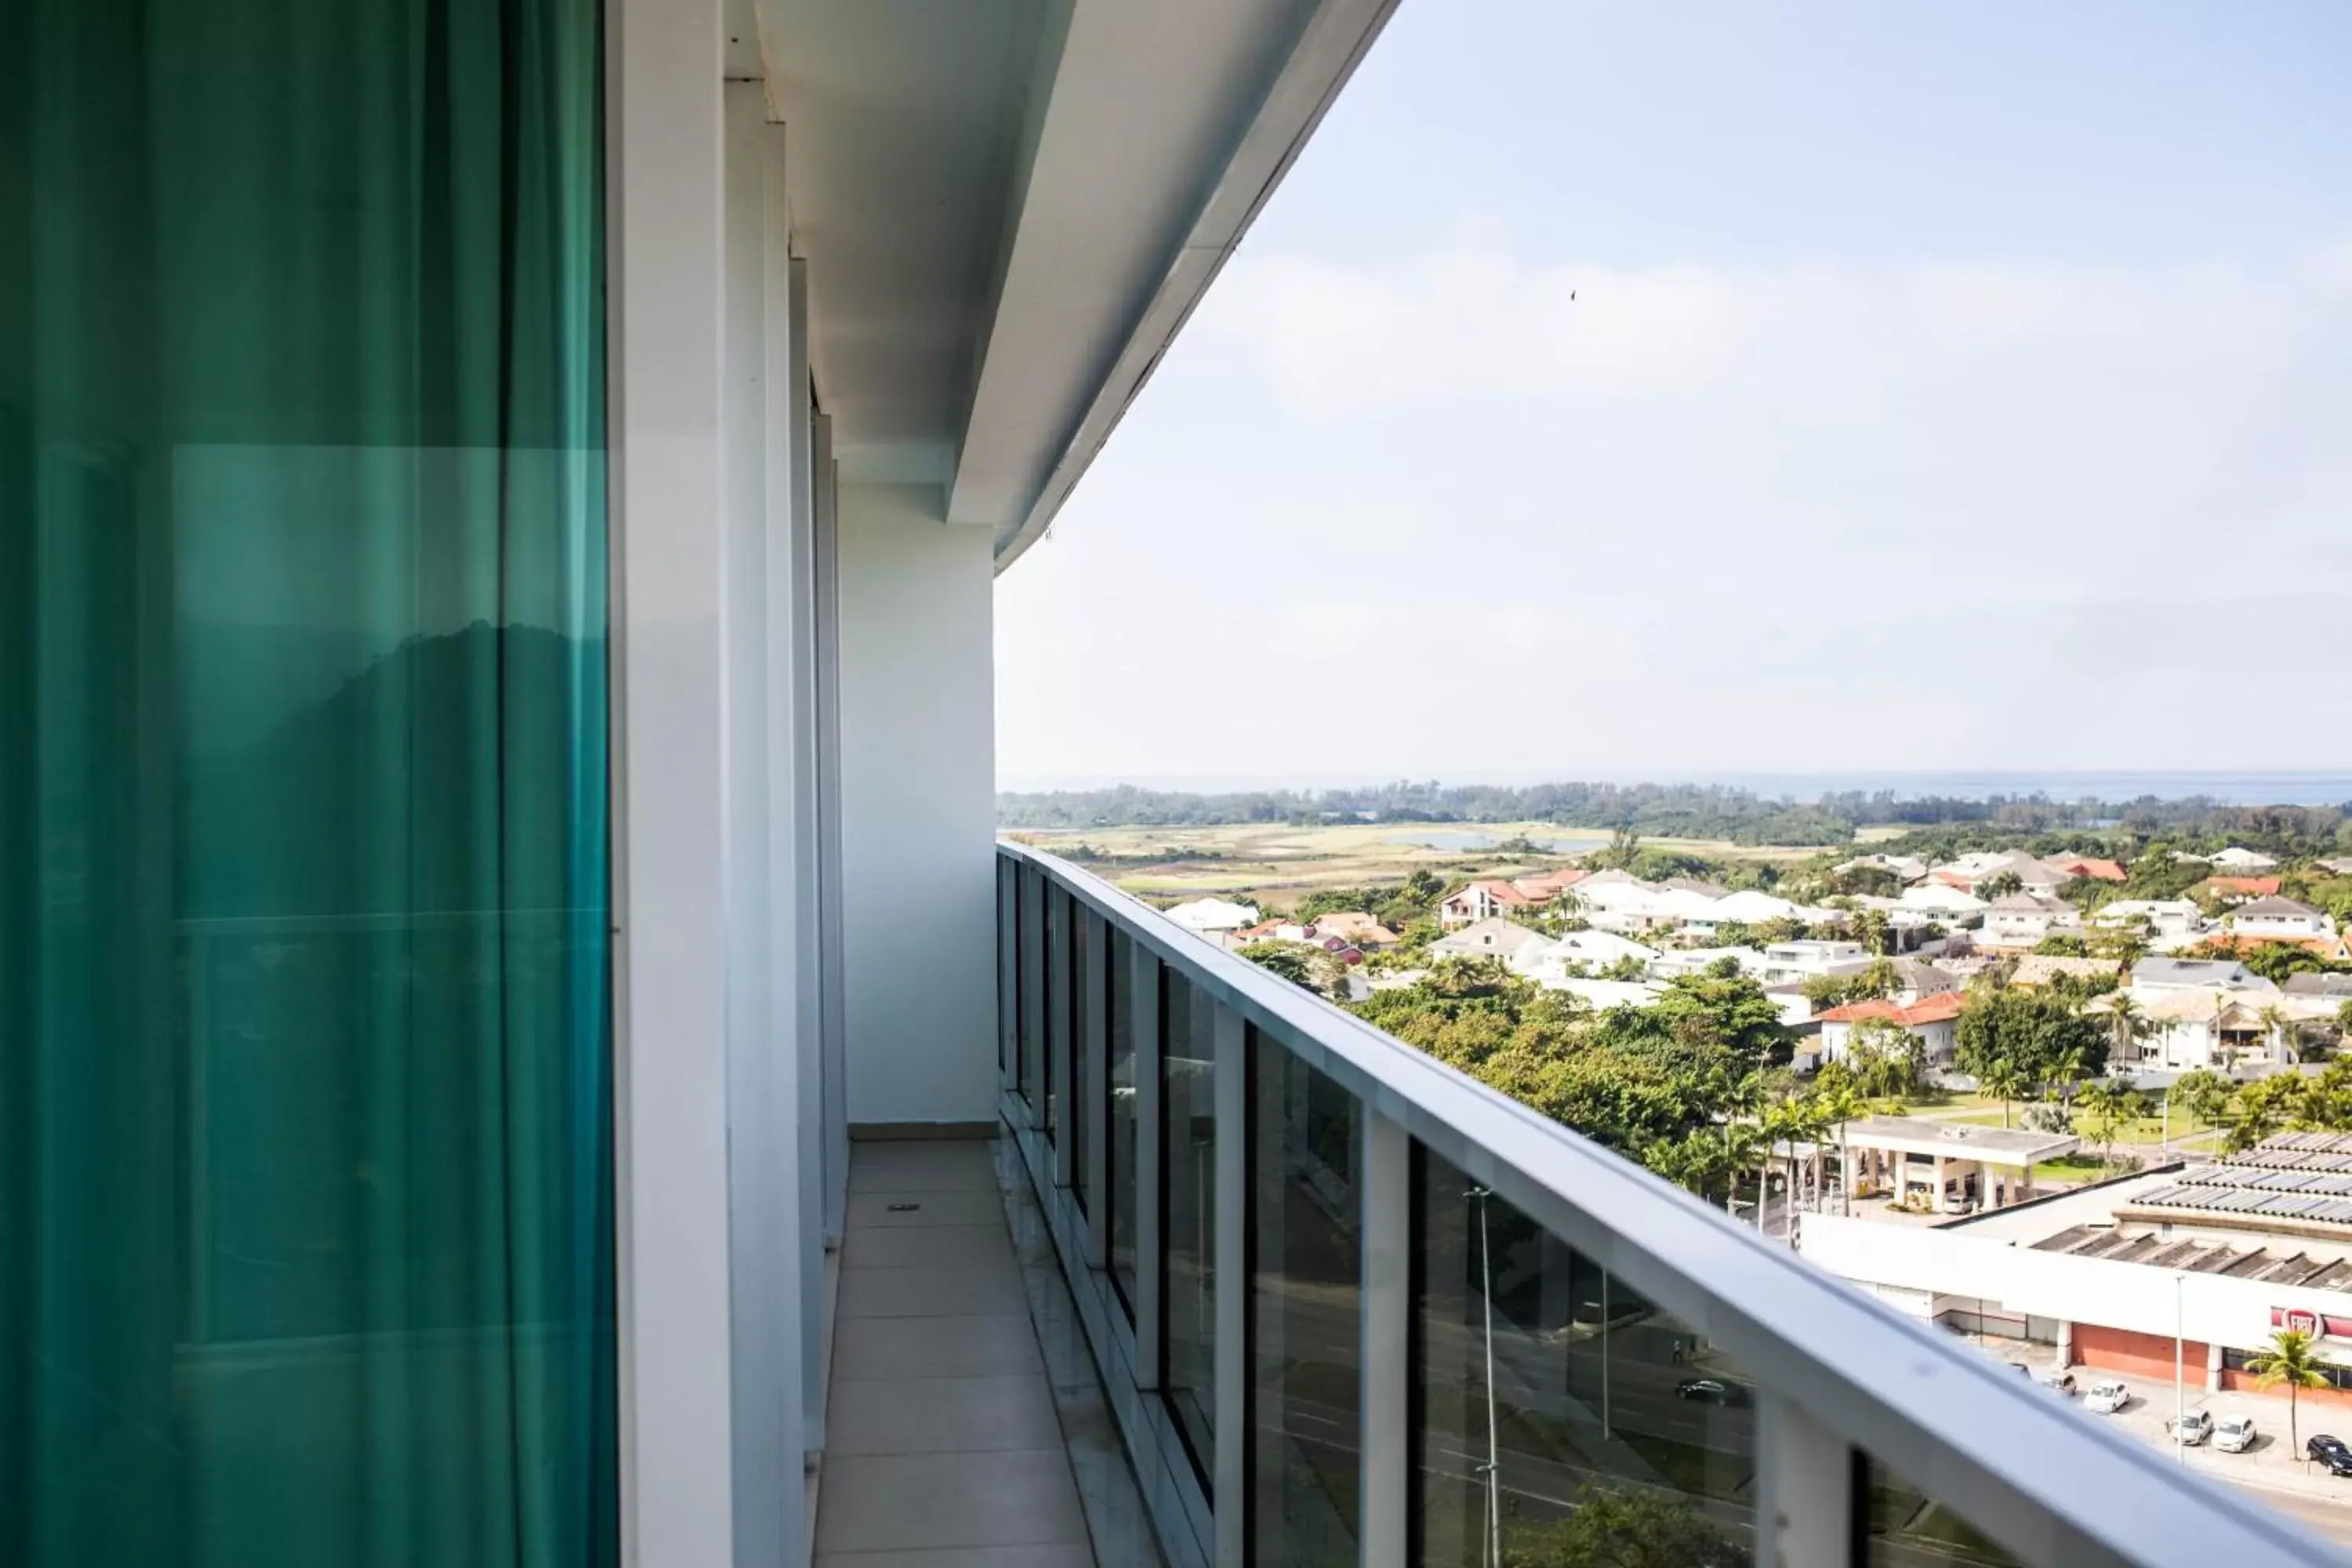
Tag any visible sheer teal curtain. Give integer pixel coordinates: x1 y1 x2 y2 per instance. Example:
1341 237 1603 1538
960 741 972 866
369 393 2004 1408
1 2 616 1565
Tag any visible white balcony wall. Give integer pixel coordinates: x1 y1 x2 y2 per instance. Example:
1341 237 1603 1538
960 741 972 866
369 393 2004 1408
837 483 1000 1126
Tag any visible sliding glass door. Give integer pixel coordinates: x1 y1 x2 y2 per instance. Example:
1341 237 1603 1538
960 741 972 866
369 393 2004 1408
0 2 615 1564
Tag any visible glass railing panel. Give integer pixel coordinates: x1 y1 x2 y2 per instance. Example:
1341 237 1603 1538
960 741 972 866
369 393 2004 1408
1862 1455 2024 1566
1043 882 1064 1141
1415 1145 1755 1567
1019 866 1044 1111
1162 967 1218 1484
1070 900 1091 1207
1249 1032 1363 1563
1109 927 1140 1311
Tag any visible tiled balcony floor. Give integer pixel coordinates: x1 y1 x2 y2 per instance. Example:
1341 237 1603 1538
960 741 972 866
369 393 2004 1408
815 1136 1160 1567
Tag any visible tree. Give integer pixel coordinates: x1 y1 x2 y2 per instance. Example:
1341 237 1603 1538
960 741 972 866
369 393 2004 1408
1855 906 1893 957
1238 942 1317 989
1501 1484 1743 1568
1952 986 2109 1127
1980 869 2024 900
2247 1327 2330 1459
2172 1069 2234 1134
2076 1080 2148 1171
2259 1002 2307 1064
2227 1074 2303 1153
2101 993 2153 1069
1846 1015 1927 1099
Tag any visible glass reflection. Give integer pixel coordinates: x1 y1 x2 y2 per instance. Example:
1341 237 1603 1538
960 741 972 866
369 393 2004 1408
1415 1148 1751 1566
1250 1035 1362 1563
1070 903 1091 1208
1163 970 1217 1483
1109 929 1139 1309
1863 1456 2024 1565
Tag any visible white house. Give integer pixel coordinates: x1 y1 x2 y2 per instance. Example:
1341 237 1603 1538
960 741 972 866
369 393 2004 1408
1163 897 1260 945
2212 846 2279 871
1439 878 1536 927
1895 884 1989 925
1647 945 1768 980
2223 896 2336 940
1758 939 1870 984
2113 989 2326 1071
1426 916 1548 966
1813 992 1968 1069
1929 850 2068 898
2129 956 2278 996
1976 891 2079 947
1837 853 1929 884
1540 928 1661 971
2089 898 2203 946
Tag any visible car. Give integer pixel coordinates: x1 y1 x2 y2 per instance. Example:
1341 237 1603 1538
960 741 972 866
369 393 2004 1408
2082 1379 2130 1414
1674 1377 1749 1406
2307 1435 2352 1475
2037 1369 2076 1396
2169 1410 2213 1446
2215 1414 2257 1454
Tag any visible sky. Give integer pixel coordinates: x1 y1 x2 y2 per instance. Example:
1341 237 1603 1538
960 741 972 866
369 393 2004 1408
994 1 2352 791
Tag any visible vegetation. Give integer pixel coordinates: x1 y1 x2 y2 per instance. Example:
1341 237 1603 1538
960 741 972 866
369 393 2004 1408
1498 1485 1743 1568
1951 984 2109 1128
2247 1327 2331 1458
1347 959 1811 1207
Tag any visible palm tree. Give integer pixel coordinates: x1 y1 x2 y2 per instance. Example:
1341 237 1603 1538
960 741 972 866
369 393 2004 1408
1980 1060 2031 1130
2104 993 2152 1069
2259 1003 2303 1064
2248 1327 2330 1458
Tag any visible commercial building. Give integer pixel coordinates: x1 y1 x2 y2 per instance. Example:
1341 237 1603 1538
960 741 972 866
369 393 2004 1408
1806 1139 2352 1403
5 3 2332 1566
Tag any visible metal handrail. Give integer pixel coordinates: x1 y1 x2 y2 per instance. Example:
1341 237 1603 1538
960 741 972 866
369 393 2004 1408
1000 838 2338 1567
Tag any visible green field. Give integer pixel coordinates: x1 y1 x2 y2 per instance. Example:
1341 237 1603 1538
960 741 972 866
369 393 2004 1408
1000 820 1822 912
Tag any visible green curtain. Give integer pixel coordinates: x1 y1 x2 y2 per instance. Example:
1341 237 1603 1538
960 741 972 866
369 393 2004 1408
0 1 617 1565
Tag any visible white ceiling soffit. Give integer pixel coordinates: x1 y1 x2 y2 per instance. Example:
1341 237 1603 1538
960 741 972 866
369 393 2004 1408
758 0 1058 491
755 0 1397 567
971 0 1400 571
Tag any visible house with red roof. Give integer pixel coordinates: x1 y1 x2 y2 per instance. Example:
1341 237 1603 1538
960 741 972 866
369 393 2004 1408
1439 878 1535 927
1813 990 1969 1070
2046 854 2125 883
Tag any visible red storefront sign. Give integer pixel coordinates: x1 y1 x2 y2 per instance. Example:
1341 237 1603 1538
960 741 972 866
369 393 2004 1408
2271 1307 2352 1340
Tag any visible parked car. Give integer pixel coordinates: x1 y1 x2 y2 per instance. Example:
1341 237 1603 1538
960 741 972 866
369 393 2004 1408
2308 1435 2352 1475
2083 1380 2130 1414
2038 1369 2077 1396
2215 1414 2257 1454
1674 1377 1749 1406
2169 1410 2213 1446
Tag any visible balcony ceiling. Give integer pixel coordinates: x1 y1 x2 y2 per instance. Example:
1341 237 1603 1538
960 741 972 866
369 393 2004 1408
753 0 1396 569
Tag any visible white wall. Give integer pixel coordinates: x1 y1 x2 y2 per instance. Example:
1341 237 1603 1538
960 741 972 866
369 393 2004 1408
837 483 999 1124
1804 1215 2352 1366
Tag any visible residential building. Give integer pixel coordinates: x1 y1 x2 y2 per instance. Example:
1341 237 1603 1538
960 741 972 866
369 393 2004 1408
1549 977 1666 1009
1164 896 1263 945
1511 866 1590 901
2089 898 2204 946
11 4 2321 1564
1929 849 2068 897
2200 874 2284 902
2131 956 2280 996
1439 877 1535 927
2045 853 2126 882
1647 944 1769 980
2223 896 2337 940
2005 954 2124 990
1979 891 2082 947
2285 973 2352 1005
1426 916 1548 965
1305 910 1400 948
1897 882 1991 922
2213 846 2281 871
1837 852 1929 883
1814 993 1968 1071
1539 927 1662 971
1760 938 1871 983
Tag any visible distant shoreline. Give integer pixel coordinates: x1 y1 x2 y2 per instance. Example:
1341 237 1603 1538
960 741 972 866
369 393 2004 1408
1000 771 2352 809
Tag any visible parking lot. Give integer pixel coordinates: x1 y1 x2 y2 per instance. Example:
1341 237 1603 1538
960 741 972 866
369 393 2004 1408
1955 1336 2352 1549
